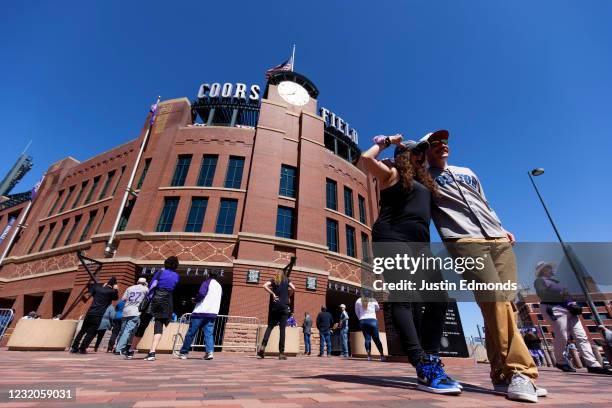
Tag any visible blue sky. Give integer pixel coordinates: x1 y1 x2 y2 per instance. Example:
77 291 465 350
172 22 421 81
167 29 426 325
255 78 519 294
2 1 611 338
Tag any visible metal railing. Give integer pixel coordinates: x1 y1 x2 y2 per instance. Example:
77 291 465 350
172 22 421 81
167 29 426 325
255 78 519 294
0 308 15 342
172 313 261 354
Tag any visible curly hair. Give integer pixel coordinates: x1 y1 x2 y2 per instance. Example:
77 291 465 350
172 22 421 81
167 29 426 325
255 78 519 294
394 148 439 197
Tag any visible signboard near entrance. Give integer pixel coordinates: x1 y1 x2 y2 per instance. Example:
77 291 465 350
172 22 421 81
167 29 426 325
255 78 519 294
382 300 469 358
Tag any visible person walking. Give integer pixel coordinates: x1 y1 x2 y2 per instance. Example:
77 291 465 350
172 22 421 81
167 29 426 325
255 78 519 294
176 269 223 360
316 306 333 357
423 129 546 402
534 261 611 375
70 277 119 354
287 312 297 328
355 290 385 361
302 312 312 355
361 134 460 394
106 299 124 352
125 257 180 361
94 304 115 352
339 304 350 358
257 264 295 360
114 277 148 355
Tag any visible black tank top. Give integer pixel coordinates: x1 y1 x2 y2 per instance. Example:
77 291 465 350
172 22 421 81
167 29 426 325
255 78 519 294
372 179 431 242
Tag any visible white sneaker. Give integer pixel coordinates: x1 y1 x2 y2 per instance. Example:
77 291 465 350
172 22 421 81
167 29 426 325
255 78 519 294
506 373 538 403
204 352 213 360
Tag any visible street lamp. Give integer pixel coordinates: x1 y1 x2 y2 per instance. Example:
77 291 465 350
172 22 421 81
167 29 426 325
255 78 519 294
528 168 612 348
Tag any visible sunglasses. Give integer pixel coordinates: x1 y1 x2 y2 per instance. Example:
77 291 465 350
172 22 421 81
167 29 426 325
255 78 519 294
429 139 448 147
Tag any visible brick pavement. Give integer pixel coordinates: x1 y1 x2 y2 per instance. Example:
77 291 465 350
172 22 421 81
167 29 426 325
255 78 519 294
0 351 610 407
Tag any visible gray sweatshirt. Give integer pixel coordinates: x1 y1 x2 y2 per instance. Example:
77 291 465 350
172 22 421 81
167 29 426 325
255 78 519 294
429 165 506 239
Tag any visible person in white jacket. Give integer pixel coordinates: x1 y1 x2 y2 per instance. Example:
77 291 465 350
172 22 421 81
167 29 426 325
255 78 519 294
176 270 222 360
355 290 385 361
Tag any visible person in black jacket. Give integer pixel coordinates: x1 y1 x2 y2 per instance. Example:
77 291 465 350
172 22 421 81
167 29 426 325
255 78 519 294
316 306 334 357
70 277 119 354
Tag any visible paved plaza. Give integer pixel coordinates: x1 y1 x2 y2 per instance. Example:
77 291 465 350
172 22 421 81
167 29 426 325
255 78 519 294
0 351 610 407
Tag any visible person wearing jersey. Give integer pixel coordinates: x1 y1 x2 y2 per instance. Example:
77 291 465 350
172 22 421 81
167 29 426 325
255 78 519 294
114 277 148 355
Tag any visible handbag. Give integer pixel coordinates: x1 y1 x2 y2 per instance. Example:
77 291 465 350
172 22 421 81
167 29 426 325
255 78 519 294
138 295 151 313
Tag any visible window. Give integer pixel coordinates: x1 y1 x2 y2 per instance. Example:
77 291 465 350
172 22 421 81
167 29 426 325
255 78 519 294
326 179 337 210
156 197 180 232
117 201 134 232
215 199 238 234
98 170 116 199
185 198 208 232
537 314 544 321
171 155 192 186
52 219 69 248
346 225 356 257
326 218 339 252
112 166 126 196
84 176 100 205
276 206 295 239
587 326 599 333
197 155 218 187
358 195 367 224
279 165 297 198
58 185 75 213
79 210 98 241
64 215 82 246
136 158 151 189
95 206 108 234
344 187 354 218
29 226 44 253
224 156 245 189
72 181 89 209
39 223 56 252
48 190 64 216
361 232 370 262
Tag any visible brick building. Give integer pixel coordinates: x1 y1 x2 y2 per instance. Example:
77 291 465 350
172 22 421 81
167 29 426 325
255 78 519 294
0 71 377 334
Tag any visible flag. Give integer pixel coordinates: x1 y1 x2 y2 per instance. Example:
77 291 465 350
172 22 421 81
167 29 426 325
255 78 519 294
0 217 16 244
149 99 159 126
265 54 294 79
30 175 44 201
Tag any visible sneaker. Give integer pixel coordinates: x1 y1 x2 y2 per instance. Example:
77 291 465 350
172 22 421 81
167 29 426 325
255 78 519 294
204 353 213 360
415 355 462 394
113 350 121 356
124 350 135 360
69 347 77 354
380 355 386 362
176 353 188 360
555 363 576 372
367 356 373 361
257 348 265 359
78 349 87 354
317 353 323 357
431 355 462 390
144 352 156 361
93 348 98 352
279 353 287 360
587 366 612 375
506 372 538 403
494 382 547 397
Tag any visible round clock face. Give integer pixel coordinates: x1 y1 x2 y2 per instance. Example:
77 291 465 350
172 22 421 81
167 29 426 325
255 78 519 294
277 81 310 106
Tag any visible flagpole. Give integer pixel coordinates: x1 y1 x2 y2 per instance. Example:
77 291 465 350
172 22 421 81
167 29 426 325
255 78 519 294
0 174 46 266
291 44 296 71
105 96 160 258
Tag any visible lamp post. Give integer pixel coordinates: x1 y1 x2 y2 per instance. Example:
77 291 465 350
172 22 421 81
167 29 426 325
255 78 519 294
528 169 611 344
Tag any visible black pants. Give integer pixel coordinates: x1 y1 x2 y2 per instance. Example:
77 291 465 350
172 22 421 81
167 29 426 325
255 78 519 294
107 320 122 351
134 313 170 338
72 314 103 352
261 307 289 353
94 329 106 350
391 301 447 366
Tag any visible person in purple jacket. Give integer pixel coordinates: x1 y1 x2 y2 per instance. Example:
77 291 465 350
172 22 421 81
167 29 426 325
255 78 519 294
176 269 223 360
125 256 180 361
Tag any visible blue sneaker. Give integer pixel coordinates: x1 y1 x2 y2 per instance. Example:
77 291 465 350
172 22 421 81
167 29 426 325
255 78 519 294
416 355 462 394
431 355 463 390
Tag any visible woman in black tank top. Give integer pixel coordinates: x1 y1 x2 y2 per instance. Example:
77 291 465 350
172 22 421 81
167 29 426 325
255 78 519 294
361 135 461 394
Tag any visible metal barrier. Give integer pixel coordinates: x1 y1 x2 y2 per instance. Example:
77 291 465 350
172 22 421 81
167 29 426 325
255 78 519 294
172 313 261 354
0 308 15 342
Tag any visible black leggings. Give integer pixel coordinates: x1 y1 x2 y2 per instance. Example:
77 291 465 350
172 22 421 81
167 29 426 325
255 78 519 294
391 301 447 366
261 307 289 353
134 313 170 337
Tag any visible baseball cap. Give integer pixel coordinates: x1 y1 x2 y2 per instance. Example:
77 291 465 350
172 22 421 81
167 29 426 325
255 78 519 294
394 139 429 157
535 261 555 277
340 304 346 308
419 129 450 144
137 277 147 284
